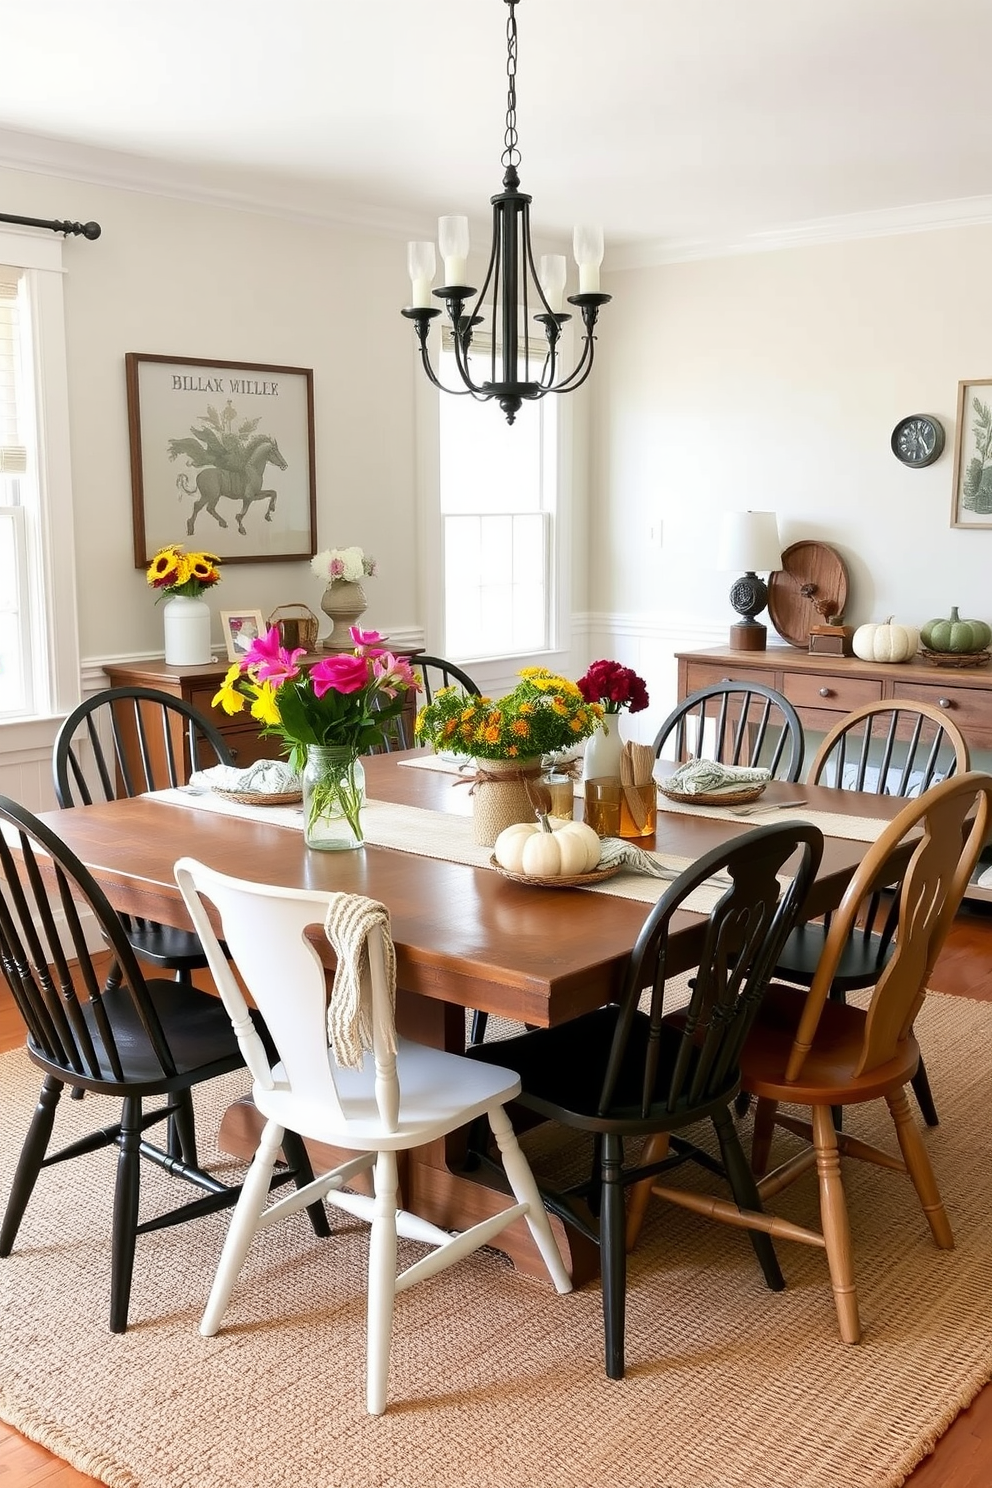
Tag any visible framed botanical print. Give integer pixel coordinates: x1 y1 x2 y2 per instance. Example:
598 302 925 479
127 354 317 564
951 378 992 529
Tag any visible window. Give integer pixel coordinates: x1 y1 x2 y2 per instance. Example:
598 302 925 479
0 267 33 714
437 340 559 663
0 228 77 725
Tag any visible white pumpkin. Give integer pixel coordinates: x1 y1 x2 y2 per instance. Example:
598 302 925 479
493 819 602 876
851 616 919 664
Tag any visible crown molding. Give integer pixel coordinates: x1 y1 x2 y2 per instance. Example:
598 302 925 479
609 194 992 270
6 127 992 269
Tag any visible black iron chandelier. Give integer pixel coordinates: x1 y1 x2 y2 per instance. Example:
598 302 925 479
401 0 610 425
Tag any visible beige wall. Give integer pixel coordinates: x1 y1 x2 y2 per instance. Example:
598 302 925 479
589 225 992 726
1 161 422 667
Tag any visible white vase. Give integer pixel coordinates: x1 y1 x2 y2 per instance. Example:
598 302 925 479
162 595 212 666
582 714 624 782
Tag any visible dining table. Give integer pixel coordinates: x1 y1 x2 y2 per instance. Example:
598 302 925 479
32 748 911 1283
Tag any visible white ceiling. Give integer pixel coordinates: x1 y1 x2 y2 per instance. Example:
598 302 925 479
3 0 992 264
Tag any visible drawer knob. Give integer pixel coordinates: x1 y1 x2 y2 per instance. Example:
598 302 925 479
938 697 952 709
819 687 833 698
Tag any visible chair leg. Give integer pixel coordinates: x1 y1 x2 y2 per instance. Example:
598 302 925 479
750 1097 778 1177
168 1089 198 1166
488 1104 571 1293
0 1074 63 1257
280 1129 332 1238
625 1132 670 1253
366 1149 399 1415
201 1118 283 1337
110 1096 143 1333
811 1104 861 1344
600 1133 627 1379
734 1091 752 1118
910 1055 940 1128
886 1085 953 1249
712 1108 784 1292
468 1009 488 1045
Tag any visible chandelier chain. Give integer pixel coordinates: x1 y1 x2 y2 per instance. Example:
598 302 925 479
502 1 520 170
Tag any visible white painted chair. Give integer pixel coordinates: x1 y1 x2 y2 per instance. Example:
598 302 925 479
174 858 571 1415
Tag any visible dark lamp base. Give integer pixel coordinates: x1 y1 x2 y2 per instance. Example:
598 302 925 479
729 621 768 652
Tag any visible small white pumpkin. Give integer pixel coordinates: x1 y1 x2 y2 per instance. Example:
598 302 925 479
851 616 919 664
494 818 601 876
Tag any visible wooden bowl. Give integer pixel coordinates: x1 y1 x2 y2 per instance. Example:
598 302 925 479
489 856 622 889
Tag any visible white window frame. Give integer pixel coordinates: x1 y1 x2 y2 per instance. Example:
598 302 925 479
0 226 79 731
414 326 575 691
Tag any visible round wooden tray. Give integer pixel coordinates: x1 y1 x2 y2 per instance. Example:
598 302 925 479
212 787 303 806
767 540 849 649
918 647 991 669
658 782 766 807
489 856 622 888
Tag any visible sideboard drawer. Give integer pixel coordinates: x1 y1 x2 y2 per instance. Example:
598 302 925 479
781 671 882 713
886 680 992 746
684 662 772 693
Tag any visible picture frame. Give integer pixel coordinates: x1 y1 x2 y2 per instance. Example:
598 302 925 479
951 379 992 529
127 353 317 565
220 609 267 662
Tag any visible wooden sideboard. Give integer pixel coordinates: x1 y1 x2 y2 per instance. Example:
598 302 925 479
104 651 423 769
675 645 992 901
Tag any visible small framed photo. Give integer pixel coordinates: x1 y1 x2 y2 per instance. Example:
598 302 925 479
126 353 317 565
951 379 992 528
221 609 266 662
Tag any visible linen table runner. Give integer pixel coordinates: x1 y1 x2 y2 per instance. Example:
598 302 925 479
148 788 731 913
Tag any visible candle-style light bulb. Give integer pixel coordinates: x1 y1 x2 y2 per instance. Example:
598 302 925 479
438 214 470 286
573 224 605 294
539 254 567 314
407 241 436 308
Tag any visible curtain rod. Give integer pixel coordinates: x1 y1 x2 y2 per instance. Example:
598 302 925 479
0 212 101 239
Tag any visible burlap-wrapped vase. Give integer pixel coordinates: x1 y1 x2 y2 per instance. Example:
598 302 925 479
471 757 543 846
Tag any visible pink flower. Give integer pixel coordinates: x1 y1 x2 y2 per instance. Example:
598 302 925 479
371 652 418 699
349 625 385 653
241 625 305 685
310 653 370 697
329 557 345 578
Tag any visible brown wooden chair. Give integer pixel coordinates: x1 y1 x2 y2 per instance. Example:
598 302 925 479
628 772 992 1345
771 700 971 1128
653 680 805 781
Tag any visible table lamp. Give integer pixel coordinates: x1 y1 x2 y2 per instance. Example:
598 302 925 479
716 510 781 651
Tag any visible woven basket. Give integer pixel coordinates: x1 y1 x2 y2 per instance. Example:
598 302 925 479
212 787 303 806
489 857 622 889
658 781 766 807
918 647 991 669
267 603 320 652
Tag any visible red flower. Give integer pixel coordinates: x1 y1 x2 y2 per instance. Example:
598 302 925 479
577 659 650 714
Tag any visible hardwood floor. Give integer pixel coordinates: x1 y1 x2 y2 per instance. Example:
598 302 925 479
1 909 990 1487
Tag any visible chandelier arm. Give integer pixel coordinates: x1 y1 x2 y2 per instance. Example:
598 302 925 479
549 336 597 394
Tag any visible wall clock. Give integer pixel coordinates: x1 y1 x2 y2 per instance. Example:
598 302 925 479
890 414 945 468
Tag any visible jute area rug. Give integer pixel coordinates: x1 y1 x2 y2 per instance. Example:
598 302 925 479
1 991 990 1488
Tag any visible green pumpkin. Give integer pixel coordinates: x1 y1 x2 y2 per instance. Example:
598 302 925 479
920 606 992 653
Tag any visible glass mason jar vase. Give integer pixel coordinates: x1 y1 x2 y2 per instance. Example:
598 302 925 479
302 744 365 851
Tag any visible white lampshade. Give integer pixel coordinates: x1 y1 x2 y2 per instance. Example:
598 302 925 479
716 511 781 573
539 253 567 313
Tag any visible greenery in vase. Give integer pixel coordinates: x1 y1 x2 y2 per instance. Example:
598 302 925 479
414 667 603 761
213 624 416 773
305 749 364 843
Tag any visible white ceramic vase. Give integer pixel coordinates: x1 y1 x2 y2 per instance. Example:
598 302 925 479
162 595 212 666
582 713 624 782
320 580 367 650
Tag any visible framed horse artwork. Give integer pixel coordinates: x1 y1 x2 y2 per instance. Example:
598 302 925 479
127 353 317 565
